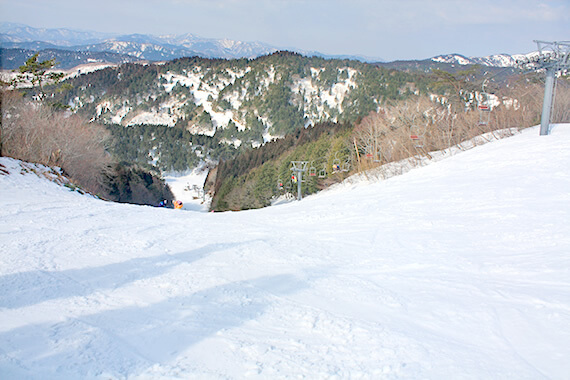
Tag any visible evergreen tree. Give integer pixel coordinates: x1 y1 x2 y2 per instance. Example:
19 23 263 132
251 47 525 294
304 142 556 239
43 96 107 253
14 53 64 96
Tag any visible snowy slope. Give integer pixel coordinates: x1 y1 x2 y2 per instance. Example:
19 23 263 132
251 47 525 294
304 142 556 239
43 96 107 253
1 125 570 379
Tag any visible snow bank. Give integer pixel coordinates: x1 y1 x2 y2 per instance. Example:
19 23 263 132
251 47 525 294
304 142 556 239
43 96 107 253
1 125 569 379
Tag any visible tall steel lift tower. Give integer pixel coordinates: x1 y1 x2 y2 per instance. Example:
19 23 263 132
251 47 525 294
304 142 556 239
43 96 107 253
517 41 570 135
290 161 308 201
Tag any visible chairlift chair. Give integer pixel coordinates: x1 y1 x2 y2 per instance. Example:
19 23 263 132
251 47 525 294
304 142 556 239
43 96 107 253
478 92 491 126
478 79 492 126
318 164 327 178
332 153 342 172
308 161 317 177
366 147 382 163
410 125 425 148
332 160 341 172
373 148 382 163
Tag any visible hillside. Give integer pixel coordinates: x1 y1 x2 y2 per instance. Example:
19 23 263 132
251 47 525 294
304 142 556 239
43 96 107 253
37 52 436 171
1 124 569 378
55 52 426 129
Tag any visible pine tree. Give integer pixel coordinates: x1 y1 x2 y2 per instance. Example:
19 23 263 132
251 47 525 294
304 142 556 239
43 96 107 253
14 53 64 97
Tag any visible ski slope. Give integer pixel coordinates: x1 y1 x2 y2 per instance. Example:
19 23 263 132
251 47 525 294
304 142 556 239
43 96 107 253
1 125 569 379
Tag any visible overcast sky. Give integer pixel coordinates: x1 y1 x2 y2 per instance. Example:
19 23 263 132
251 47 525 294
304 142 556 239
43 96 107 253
1 0 568 61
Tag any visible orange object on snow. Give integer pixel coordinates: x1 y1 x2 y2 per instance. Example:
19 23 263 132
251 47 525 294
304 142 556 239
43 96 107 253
174 200 183 209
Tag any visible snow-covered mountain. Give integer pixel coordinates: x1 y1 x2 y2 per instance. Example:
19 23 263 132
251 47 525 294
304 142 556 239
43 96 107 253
1 124 570 378
75 35 280 61
74 40 200 61
431 52 535 67
0 22 112 46
0 22 279 61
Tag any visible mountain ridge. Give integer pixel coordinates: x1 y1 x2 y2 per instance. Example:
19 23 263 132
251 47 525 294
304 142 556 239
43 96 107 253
1 22 386 64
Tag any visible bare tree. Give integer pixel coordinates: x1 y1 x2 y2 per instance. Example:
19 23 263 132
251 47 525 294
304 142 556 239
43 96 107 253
351 79 550 175
353 110 390 163
1 91 112 194
552 79 570 123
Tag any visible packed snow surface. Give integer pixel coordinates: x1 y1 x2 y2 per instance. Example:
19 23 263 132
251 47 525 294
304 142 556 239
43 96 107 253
1 125 570 379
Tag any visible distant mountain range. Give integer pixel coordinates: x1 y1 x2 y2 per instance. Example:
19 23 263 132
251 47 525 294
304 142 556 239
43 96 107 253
0 22 279 66
0 22 385 70
1 22 531 72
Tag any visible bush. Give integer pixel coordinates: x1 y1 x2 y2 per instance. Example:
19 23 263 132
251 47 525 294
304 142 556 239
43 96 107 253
1 90 111 195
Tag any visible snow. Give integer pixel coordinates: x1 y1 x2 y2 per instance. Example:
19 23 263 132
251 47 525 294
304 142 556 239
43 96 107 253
432 54 473 65
1 124 570 379
164 168 211 212
292 67 357 122
126 111 177 127
161 70 247 133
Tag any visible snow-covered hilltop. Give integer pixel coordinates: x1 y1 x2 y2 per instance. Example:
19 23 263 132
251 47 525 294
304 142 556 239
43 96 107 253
60 52 412 163
1 124 569 379
431 52 536 67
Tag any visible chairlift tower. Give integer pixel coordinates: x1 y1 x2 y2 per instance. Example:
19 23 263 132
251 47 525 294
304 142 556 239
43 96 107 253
517 40 570 135
290 161 308 201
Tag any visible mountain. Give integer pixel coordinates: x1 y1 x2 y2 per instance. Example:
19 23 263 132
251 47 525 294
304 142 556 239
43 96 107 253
375 54 522 82
0 22 112 46
430 53 536 67
73 40 202 62
1 123 569 378
37 47 540 177
44 52 432 170
0 22 279 63
73 34 280 61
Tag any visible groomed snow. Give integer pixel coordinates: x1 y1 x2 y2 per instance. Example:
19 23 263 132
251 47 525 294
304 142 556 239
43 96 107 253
1 125 570 379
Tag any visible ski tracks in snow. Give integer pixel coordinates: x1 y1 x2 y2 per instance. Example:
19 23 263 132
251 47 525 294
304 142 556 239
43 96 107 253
2 126 570 378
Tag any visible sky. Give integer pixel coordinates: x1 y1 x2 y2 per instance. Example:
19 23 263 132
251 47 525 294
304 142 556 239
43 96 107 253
1 0 569 61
